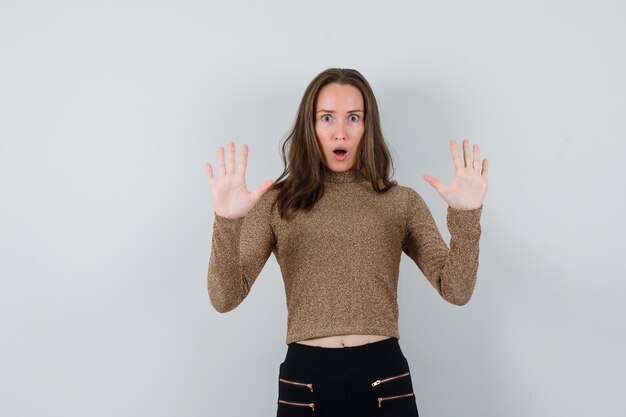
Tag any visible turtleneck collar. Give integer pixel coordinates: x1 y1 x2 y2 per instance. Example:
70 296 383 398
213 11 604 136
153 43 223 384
324 169 367 184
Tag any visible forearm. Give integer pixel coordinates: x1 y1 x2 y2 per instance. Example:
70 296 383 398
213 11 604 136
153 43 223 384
438 206 482 305
207 212 247 313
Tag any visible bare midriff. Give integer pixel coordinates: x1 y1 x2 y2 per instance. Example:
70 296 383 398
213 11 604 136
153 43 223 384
294 334 391 348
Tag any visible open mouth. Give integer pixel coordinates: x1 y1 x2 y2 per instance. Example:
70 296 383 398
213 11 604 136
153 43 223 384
332 148 348 161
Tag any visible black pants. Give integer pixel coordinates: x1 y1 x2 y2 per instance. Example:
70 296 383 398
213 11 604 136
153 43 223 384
276 337 419 417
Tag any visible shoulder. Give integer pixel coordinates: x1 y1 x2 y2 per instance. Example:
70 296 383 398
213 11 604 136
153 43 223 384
383 183 420 202
259 187 280 203
366 183 422 217
388 184 432 217
359 181 420 203
246 187 280 220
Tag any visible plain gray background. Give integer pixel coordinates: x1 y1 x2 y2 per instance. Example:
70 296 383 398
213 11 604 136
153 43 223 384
1 0 624 416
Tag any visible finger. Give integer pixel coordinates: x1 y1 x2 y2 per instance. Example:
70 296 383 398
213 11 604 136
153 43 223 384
449 139 462 170
218 146 226 177
482 158 488 176
260 178 274 192
473 144 480 170
422 174 443 194
205 162 215 184
463 138 471 168
251 179 274 202
239 144 248 178
227 141 236 174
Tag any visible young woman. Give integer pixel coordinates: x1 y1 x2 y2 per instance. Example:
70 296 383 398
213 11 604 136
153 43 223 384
205 68 488 417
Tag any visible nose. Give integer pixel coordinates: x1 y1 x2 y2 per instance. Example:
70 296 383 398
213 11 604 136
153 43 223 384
334 120 347 140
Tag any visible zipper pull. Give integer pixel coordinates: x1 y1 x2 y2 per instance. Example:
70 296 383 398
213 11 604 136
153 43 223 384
378 397 383 408
279 378 314 392
371 371 410 387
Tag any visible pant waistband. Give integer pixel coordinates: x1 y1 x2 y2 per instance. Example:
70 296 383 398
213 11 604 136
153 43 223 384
284 337 405 375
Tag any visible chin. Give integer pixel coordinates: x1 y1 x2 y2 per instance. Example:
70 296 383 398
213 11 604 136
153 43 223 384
328 160 354 171
329 164 348 172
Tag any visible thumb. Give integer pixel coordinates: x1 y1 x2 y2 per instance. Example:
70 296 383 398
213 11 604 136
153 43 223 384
251 179 275 201
422 174 443 193
204 162 212 182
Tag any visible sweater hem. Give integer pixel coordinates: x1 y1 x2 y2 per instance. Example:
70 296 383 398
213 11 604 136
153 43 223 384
286 327 400 345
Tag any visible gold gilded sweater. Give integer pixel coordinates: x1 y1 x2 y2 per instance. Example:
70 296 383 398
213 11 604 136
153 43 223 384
207 169 483 344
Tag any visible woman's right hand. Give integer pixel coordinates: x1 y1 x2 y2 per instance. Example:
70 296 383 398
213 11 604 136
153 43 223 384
205 141 275 219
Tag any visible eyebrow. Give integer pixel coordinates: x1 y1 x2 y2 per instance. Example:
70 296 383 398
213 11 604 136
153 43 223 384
316 109 364 113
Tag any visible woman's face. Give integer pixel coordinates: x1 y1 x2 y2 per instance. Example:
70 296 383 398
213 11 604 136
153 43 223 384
314 82 365 172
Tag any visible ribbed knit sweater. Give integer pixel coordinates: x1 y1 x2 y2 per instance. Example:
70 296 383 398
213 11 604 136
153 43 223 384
207 169 483 344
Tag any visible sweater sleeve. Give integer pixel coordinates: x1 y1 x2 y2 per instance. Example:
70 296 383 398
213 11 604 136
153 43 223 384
207 191 277 313
401 187 483 306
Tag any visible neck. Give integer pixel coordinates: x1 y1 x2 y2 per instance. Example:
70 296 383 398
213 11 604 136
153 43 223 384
325 168 367 184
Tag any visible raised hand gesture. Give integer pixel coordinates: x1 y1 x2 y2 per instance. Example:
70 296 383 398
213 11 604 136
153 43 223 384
205 141 274 219
422 138 488 210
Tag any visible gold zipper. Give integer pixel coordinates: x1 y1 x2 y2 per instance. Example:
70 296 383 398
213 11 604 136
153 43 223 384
278 399 315 411
377 392 415 407
371 371 410 387
279 377 314 392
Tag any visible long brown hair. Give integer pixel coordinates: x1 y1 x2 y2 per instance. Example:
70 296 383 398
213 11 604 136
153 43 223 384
269 68 397 221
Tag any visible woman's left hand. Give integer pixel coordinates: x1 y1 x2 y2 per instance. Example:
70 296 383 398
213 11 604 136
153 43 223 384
422 138 489 210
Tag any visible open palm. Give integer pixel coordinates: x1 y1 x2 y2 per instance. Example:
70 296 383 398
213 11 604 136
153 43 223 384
205 141 274 219
422 139 488 210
